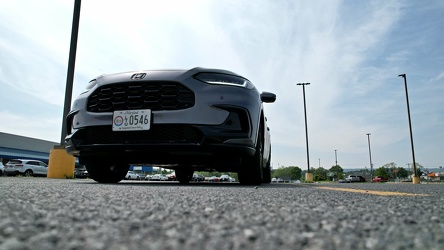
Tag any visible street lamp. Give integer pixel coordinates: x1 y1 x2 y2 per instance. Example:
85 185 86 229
398 74 418 183
334 149 338 180
47 0 81 179
61 0 82 145
334 149 337 166
297 83 311 182
366 133 373 182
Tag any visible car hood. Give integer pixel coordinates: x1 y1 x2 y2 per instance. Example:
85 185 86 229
92 67 244 86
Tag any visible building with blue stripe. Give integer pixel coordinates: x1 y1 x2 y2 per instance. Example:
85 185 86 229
0 132 57 164
0 132 157 174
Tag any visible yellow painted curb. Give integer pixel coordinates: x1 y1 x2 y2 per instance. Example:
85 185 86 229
47 145 75 179
305 173 313 183
315 186 430 196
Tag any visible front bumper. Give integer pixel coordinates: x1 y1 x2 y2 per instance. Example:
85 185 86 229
65 69 263 167
65 122 256 166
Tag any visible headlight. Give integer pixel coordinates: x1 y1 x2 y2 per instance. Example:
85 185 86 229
194 73 254 89
80 79 97 94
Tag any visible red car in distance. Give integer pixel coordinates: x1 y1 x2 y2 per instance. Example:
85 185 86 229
167 172 176 181
372 176 388 182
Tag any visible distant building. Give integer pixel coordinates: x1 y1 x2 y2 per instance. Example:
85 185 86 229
0 132 58 164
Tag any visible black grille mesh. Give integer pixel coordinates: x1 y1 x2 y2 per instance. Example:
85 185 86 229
87 81 195 112
81 125 203 145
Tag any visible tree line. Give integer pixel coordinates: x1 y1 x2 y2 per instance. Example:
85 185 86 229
272 162 425 181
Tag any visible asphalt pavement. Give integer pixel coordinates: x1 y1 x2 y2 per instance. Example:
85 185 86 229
0 177 443 250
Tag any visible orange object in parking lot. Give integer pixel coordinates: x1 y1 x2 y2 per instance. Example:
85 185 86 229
47 145 75 179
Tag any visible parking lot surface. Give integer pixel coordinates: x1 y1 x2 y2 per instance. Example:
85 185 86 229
0 177 443 250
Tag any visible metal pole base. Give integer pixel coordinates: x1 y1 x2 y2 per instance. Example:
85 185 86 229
305 173 313 183
412 176 420 184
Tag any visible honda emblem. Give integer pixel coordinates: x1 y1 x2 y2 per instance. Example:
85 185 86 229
131 73 146 80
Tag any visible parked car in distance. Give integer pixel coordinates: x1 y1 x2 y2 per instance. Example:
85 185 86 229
220 175 234 182
192 174 205 182
74 165 89 178
271 177 283 183
208 176 220 182
345 175 360 183
373 176 389 182
125 171 140 180
0 162 5 176
167 172 176 181
145 174 153 181
338 179 346 183
151 174 168 181
5 159 48 177
357 176 366 182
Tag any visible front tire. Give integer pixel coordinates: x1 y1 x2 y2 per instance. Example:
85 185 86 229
84 158 128 183
262 151 272 183
238 134 263 185
176 167 193 184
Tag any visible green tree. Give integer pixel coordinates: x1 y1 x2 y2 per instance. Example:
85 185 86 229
375 167 389 178
272 166 302 180
397 167 409 178
382 162 397 169
381 162 400 178
329 165 343 180
301 170 307 181
413 162 424 176
288 166 302 180
312 167 328 181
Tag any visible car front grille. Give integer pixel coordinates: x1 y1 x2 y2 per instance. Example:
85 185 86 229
80 125 203 145
87 81 195 112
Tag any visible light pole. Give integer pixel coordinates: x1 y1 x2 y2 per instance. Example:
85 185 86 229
297 83 312 182
398 74 418 184
61 0 82 145
366 133 373 182
334 149 338 180
335 150 337 166
47 0 81 178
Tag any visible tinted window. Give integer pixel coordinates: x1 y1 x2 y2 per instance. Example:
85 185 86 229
8 160 22 164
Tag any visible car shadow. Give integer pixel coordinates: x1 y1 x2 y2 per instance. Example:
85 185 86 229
72 179 304 188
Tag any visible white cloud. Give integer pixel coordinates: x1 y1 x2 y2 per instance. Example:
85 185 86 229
0 0 443 168
430 71 444 82
0 110 61 142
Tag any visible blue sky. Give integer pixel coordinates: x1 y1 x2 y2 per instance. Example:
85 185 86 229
0 0 443 170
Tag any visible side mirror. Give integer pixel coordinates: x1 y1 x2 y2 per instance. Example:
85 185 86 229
260 92 276 103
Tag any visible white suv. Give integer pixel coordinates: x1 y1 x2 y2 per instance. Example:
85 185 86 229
345 175 360 183
125 171 140 180
0 162 5 176
220 175 234 182
5 159 48 177
150 174 168 181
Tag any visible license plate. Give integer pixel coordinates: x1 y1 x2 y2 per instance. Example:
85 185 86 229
112 109 151 131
